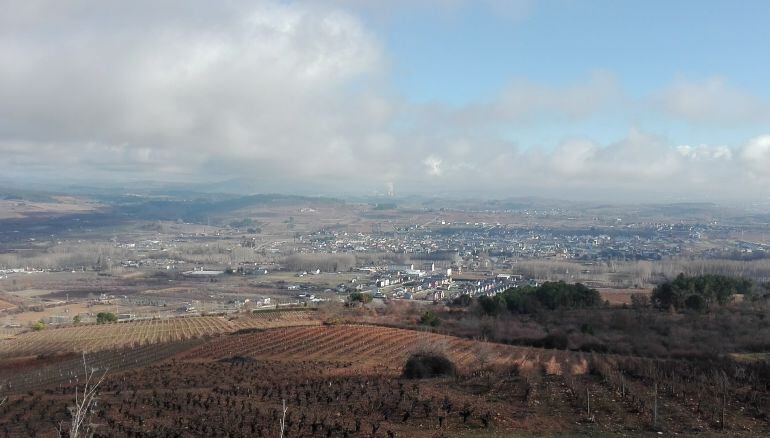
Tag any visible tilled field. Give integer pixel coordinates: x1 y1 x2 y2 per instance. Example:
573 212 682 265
1 324 768 436
177 324 578 374
0 310 320 358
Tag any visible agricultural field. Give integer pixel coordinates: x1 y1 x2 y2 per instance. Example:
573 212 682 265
176 325 545 373
0 310 321 359
229 309 322 331
0 317 232 357
0 197 100 220
0 297 15 312
1 324 768 436
1 302 138 326
0 328 22 340
253 271 363 288
0 339 205 394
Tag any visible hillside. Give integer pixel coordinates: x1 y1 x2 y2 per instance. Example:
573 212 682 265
1 323 768 436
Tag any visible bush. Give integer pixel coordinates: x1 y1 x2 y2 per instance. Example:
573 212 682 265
218 355 255 364
403 353 456 379
630 293 649 308
419 311 441 327
96 312 118 324
32 320 46 331
684 294 707 312
539 332 568 350
477 295 505 316
452 294 473 306
349 292 372 304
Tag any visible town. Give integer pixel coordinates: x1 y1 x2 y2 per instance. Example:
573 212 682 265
2 197 769 330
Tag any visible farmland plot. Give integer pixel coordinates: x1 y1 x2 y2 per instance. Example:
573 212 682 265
181 324 581 375
2 325 767 436
0 310 320 359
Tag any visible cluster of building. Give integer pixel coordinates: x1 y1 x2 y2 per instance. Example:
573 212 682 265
293 220 727 266
344 263 529 303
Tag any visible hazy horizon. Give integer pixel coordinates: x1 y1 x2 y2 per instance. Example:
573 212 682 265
2 1 770 202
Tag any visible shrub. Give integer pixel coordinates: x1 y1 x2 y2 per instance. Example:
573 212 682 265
452 294 473 306
96 312 118 324
403 353 456 379
349 292 373 304
477 295 505 316
630 293 649 308
539 332 568 350
218 356 255 364
32 320 46 331
684 294 707 312
419 311 441 327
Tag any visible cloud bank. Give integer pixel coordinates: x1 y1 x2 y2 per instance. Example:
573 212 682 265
0 0 769 201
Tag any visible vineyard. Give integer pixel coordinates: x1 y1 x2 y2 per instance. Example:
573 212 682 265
230 308 321 331
0 310 320 358
1 339 204 393
178 324 577 374
0 327 23 340
1 324 768 436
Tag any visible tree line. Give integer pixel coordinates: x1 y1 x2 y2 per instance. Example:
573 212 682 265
473 281 602 316
651 273 769 312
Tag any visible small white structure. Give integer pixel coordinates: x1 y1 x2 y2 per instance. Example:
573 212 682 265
182 269 225 277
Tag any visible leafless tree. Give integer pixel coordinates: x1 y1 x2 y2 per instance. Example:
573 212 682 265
62 353 107 438
279 399 288 438
652 381 658 429
283 253 356 272
586 387 592 420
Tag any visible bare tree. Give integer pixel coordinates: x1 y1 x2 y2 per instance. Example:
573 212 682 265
279 399 288 438
652 381 658 429
586 387 591 420
283 253 356 272
473 343 495 388
62 353 107 438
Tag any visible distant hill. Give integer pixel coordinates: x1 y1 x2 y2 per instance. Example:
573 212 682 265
109 193 343 223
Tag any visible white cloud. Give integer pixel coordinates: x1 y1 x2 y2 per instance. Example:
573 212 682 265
656 77 770 125
0 0 389 185
437 72 623 128
496 72 622 121
739 135 770 178
322 0 533 23
423 155 443 176
1 1 769 202
402 129 770 201
677 144 732 160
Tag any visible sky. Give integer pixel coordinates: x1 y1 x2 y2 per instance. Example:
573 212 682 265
1 0 770 202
